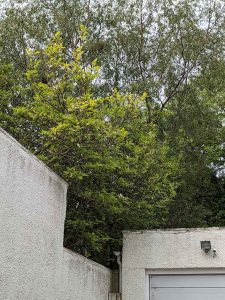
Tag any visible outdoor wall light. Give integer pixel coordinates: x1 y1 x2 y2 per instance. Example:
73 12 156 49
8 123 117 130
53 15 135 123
201 241 211 253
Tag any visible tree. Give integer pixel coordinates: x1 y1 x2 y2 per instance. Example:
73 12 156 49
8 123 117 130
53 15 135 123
13 31 179 266
1 0 225 261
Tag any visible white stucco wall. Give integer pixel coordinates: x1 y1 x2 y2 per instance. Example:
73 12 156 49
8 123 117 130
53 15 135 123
61 249 114 300
0 128 114 299
122 228 225 300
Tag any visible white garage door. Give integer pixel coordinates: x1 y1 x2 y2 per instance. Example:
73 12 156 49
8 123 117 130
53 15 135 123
150 274 225 300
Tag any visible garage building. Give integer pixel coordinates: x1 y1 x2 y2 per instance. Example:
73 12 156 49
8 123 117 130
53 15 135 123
122 228 225 300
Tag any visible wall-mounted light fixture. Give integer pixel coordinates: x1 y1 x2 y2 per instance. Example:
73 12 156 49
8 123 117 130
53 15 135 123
201 241 211 253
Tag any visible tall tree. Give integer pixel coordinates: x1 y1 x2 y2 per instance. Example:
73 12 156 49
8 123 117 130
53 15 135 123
13 32 179 266
1 0 225 262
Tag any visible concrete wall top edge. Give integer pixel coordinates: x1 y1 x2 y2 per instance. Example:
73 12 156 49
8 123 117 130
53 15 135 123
0 127 68 187
123 227 225 237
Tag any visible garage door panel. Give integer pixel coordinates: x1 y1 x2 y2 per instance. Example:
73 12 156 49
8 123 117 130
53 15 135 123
151 287 225 300
150 275 225 300
150 274 225 288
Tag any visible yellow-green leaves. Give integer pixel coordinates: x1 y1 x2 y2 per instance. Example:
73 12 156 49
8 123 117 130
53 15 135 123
13 28 179 265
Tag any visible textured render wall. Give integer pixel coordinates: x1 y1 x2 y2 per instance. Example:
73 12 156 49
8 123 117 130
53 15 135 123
61 249 114 300
0 128 68 300
122 228 225 300
0 128 114 299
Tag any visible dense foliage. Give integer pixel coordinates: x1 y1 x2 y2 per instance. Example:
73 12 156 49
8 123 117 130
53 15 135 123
1 0 225 266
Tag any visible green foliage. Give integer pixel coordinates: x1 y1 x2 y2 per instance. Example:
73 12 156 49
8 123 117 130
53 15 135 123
13 31 179 266
0 64 13 129
2 0 225 265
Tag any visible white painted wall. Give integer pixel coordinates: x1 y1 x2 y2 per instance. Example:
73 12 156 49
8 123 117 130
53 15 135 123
122 228 225 300
61 249 114 300
0 128 114 300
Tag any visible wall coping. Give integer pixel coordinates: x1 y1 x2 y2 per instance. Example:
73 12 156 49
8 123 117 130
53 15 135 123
123 227 225 237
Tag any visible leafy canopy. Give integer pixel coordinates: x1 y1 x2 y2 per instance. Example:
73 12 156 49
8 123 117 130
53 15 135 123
14 29 179 265
2 0 225 265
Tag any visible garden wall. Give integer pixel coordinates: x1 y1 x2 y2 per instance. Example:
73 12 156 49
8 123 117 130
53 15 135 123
0 128 115 300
